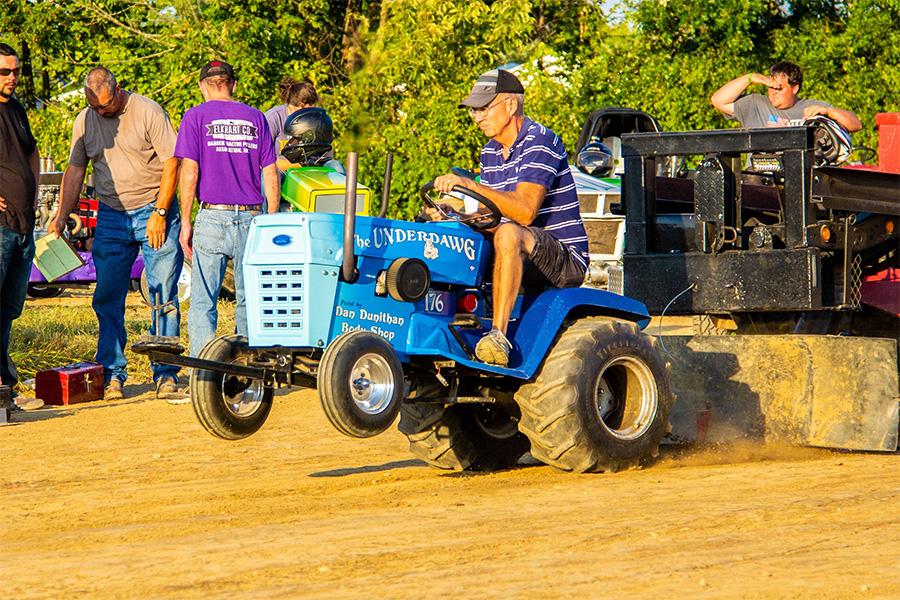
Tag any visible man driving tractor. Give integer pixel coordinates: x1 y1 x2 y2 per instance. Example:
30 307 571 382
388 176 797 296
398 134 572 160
428 69 589 367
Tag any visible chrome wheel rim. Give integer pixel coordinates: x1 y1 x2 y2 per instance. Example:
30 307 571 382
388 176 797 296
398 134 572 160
594 356 658 440
220 358 265 417
349 352 395 415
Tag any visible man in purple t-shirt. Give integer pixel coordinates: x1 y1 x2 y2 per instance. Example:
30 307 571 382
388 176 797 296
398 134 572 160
175 60 279 357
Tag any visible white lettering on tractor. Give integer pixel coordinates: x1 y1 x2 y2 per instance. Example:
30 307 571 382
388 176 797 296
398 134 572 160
340 321 396 342
359 308 405 327
369 226 476 260
335 306 355 319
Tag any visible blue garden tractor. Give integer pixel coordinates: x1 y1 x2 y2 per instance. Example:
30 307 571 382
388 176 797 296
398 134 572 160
138 153 674 473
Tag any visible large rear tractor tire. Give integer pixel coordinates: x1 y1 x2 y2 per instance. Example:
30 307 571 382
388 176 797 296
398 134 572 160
318 330 405 438
191 335 273 440
399 381 531 471
516 317 673 473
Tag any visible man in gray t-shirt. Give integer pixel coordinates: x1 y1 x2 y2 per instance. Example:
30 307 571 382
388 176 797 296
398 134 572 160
49 67 184 401
711 60 862 132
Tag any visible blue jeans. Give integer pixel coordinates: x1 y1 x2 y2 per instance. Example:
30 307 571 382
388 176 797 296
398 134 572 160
0 227 35 388
188 208 255 357
92 203 183 384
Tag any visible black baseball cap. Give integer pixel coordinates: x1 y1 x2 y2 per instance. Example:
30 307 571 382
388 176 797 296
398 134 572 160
199 60 235 82
458 69 525 109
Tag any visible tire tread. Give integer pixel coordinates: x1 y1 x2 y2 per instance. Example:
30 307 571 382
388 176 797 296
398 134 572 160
516 317 672 473
191 335 273 440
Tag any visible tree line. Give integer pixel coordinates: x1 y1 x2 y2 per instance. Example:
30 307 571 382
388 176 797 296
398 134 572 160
3 0 897 216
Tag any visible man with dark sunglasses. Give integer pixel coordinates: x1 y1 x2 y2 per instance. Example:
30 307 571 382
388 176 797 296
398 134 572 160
50 67 183 401
428 69 588 367
0 43 40 408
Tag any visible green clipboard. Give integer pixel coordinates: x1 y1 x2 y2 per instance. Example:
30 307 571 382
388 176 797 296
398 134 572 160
32 233 85 282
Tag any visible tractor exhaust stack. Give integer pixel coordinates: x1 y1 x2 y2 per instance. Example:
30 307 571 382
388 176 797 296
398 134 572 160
342 151 359 283
379 153 392 219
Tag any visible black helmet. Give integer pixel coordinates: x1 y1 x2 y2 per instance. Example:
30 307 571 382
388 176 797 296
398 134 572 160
282 107 334 166
576 139 614 178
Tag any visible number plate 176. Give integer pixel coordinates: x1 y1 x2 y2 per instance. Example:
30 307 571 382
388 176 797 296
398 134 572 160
424 290 452 315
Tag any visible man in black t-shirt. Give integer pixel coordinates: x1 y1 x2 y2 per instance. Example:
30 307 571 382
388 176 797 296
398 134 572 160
0 43 39 397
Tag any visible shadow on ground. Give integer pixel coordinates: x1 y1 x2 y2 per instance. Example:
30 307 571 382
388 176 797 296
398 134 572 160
309 459 428 477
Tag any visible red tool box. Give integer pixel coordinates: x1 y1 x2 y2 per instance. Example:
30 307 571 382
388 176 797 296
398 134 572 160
35 362 104 405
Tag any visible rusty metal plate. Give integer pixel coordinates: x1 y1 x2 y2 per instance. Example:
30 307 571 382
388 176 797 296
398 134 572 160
661 335 899 451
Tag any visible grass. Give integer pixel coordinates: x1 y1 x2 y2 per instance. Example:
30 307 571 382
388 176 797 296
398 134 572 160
9 293 237 395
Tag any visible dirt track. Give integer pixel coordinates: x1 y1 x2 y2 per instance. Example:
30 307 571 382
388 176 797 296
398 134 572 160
3 380 899 600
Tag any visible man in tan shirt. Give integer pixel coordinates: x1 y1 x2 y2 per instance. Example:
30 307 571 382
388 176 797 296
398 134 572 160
50 67 183 401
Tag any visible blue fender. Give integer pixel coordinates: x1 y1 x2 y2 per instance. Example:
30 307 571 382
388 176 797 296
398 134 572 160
405 287 650 380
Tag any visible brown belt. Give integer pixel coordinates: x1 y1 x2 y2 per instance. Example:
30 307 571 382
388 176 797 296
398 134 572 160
199 202 262 211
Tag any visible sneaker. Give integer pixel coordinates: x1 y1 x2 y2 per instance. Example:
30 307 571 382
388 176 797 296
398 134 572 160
475 328 512 367
13 395 44 411
104 379 124 401
166 386 190 405
156 376 179 400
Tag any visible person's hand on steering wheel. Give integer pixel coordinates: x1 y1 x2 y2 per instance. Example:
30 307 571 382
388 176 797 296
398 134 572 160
419 180 503 231
433 173 471 194
428 173 477 223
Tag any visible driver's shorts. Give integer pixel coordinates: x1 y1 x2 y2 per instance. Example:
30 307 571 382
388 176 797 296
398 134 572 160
522 226 586 289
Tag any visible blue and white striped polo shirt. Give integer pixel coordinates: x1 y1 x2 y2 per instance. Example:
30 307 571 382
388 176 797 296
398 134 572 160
480 117 589 270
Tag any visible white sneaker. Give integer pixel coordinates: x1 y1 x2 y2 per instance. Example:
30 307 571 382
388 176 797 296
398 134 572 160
14 396 44 411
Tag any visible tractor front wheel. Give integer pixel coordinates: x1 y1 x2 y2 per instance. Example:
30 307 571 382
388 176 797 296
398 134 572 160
191 335 273 440
318 330 405 438
516 317 673 473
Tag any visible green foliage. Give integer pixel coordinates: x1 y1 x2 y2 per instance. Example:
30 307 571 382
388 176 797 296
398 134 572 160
9 304 101 385
10 297 237 391
28 95 82 169
770 0 900 150
334 0 537 217
569 0 897 155
2 0 897 213
516 54 585 147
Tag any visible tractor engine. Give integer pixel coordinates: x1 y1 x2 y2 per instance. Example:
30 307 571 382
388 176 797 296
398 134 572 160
35 157 97 252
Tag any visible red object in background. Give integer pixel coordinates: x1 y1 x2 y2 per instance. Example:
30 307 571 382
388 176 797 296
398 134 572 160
875 113 900 174
35 362 104 406
854 115 900 315
696 409 710 444
861 268 900 316
865 268 900 283
77 197 99 229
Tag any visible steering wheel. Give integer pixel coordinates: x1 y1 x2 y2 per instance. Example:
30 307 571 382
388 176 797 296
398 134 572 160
419 182 502 231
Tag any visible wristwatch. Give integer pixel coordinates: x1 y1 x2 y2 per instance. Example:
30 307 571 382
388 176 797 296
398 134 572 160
153 207 167 217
